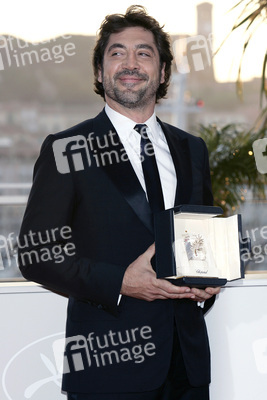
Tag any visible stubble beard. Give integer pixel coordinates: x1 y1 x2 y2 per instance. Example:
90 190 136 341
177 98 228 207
102 70 161 110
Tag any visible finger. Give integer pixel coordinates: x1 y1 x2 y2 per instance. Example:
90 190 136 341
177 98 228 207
190 288 211 301
155 279 191 295
156 289 197 300
148 287 195 301
205 287 221 295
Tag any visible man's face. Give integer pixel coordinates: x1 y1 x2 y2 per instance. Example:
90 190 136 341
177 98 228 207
98 26 165 110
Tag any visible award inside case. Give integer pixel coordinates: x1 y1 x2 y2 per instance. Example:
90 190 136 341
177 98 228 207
154 205 249 287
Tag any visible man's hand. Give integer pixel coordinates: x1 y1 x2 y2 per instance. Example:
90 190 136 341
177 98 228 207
120 243 220 302
190 286 221 303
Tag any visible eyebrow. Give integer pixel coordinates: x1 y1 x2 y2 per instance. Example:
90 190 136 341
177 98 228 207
136 44 155 54
107 43 155 54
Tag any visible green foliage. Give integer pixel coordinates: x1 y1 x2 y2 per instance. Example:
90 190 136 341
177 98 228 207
199 124 267 215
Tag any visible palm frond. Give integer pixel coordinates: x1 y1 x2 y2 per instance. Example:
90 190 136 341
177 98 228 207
261 50 267 105
217 0 267 116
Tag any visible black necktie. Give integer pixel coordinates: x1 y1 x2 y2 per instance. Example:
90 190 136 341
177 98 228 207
134 124 165 212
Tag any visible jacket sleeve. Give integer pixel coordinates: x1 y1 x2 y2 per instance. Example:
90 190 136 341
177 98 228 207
18 134 125 315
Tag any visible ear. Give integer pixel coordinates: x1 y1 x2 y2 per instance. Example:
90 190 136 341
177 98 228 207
160 62 166 84
97 65 102 83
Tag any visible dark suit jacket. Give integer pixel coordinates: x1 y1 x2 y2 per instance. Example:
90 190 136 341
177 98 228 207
18 109 214 394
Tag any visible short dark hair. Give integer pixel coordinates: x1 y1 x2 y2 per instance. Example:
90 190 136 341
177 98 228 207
93 5 173 102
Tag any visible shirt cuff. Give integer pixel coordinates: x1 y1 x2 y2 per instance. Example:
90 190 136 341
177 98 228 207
117 294 122 305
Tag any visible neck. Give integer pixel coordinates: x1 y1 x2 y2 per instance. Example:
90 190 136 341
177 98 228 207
105 98 155 123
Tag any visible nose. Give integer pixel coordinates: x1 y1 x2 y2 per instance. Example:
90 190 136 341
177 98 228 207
122 51 139 70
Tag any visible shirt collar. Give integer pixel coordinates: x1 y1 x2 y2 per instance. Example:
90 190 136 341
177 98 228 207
105 104 164 143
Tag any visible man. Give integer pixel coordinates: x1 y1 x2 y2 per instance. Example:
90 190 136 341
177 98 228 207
18 5 220 400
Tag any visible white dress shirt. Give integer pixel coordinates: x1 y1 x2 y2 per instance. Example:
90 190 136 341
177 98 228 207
105 104 177 210
105 105 204 306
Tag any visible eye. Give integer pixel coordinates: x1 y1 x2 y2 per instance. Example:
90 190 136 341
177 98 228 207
110 49 126 57
137 50 154 59
138 52 151 57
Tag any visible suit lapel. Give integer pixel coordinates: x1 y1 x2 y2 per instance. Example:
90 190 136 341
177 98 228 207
92 110 154 234
90 110 193 232
158 120 193 205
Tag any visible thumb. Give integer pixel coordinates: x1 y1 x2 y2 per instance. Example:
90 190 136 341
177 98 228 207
145 243 155 260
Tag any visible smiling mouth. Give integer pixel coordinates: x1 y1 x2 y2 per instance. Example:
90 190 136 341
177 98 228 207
115 71 148 86
117 77 147 90
119 76 144 84
121 76 141 81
